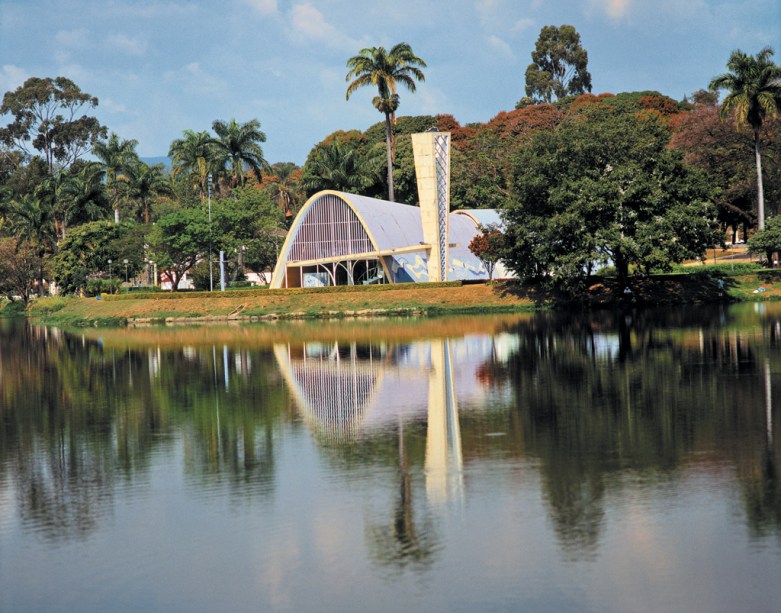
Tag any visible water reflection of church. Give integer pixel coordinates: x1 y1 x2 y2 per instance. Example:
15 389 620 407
273 336 517 502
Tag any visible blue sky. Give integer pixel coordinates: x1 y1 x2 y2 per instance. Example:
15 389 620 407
1 0 779 165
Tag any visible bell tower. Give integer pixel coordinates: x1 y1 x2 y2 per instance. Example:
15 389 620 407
412 131 451 282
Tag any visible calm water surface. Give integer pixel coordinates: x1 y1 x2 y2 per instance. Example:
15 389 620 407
1 306 780 612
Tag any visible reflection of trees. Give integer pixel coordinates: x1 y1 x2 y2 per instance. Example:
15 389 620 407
478 306 781 553
0 322 289 540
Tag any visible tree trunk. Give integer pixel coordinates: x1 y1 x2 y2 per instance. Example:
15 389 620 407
755 129 765 231
615 253 630 287
384 112 395 202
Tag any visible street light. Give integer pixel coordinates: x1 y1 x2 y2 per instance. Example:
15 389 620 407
123 258 129 284
108 259 113 294
208 172 213 292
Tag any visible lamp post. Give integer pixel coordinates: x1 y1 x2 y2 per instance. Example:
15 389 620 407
208 172 213 292
108 259 113 294
123 258 129 284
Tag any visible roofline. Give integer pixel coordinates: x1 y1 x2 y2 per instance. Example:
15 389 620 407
270 190 396 288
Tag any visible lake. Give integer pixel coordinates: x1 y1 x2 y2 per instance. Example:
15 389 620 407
1 306 779 612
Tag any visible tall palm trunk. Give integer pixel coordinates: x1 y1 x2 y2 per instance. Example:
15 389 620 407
384 111 395 202
755 128 765 230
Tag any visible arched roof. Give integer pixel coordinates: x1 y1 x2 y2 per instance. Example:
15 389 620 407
270 190 504 287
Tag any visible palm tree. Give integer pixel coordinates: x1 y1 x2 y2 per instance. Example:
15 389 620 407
5 193 57 294
124 160 172 224
92 133 139 223
300 141 382 196
266 162 302 221
168 130 216 201
57 162 110 237
710 47 781 230
211 118 269 188
346 43 426 202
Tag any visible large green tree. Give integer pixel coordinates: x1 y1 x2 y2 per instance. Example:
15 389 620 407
212 186 283 281
211 118 268 188
0 237 42 302
710 47 781 230
0 77 106 174
524 25 592 104
503 107 720 289
345 43 426 202
747 214 781 264
147 207 211 291
52 220 144 294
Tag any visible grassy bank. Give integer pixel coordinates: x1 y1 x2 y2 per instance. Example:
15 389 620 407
5 269 781 327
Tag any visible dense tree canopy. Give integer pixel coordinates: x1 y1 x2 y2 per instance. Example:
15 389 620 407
502 106 720 289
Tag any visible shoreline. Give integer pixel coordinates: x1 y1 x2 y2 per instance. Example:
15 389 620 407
6 271 781 327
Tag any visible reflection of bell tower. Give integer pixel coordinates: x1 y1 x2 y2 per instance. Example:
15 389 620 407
425 338 464 504
412 131 451 282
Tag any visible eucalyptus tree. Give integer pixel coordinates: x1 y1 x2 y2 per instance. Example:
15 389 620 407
92 132 139 223
346 43 426 201
211 118 268 188
710 47 781 230
168 130 217 201
0 76 106 174
300 140 383 196
124 160 172 224
524 25 592 104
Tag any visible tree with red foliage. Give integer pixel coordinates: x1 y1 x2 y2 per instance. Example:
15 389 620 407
469 226 505 281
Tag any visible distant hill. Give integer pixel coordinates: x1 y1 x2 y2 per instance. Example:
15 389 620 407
141 156 172 171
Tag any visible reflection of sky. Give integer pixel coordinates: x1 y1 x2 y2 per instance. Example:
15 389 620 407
4 431 778 612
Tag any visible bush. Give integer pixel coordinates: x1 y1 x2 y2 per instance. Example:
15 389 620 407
85 278 121 297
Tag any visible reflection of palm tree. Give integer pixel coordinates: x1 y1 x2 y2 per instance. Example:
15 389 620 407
365 420 439 570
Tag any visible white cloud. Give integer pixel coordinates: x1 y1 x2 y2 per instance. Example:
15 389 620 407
55 29 90 49
288 3 366 51
0 65 28 93
242 0 278 16
487 35 515 59
164 62 227 97
101 98 129 114
588 0 709 22
105 33 148 56
513 17 535 32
